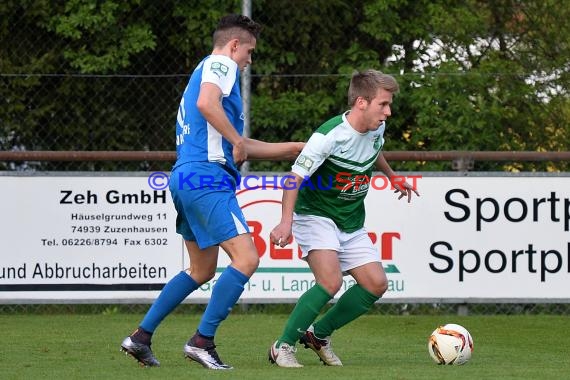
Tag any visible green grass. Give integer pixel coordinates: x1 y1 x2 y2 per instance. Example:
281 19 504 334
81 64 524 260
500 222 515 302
0 313 568 379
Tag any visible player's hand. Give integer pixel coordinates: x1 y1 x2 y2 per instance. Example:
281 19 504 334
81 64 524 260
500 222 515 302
294 142 305 155
233 137 247 166
269 222 293 248
393 181 420 203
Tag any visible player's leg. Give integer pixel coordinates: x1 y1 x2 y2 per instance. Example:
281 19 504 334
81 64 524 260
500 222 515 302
182 183 258 369
138 242 216 334
121 242 216 367
270 215 341 368
316 261 386 335
121 181 212 367
301 265 383 367
302 229 386 365
282 214 343 345
309 231 387 358
121 267 205 367
287 249 342 343
269 249 339 368
184 234 258 369
196 233 259 337
349 261 388 297
286 250 347 366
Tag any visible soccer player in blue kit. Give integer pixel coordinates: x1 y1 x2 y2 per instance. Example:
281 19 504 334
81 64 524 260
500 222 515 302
121 14 303 369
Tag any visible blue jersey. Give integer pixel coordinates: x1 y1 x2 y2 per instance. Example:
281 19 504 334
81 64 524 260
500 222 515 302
174 54 243 179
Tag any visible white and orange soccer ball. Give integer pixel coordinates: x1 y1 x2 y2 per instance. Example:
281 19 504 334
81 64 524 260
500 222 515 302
428 323 474 365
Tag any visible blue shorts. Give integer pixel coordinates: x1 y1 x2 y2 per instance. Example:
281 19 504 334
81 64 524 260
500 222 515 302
169 162 250 249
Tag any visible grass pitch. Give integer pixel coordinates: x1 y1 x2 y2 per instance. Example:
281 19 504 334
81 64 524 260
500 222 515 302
0 312 568 379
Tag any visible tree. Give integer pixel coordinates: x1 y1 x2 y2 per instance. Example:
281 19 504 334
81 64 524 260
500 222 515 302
357 0 569 171
1 0 568 172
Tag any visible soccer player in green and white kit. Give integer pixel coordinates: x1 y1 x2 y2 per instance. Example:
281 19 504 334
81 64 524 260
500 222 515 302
268 69 419 368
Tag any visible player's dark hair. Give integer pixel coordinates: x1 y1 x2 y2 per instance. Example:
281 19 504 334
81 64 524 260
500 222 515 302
348 70 399 106
213 14 262 47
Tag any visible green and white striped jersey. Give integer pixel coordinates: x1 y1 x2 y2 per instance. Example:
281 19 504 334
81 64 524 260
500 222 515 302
291 112 385 232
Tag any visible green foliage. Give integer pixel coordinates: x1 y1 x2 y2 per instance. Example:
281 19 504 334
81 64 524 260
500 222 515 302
47 0 156 73
371 0 570 171
249 89 338 171
170 0 241 65
1 0 569 172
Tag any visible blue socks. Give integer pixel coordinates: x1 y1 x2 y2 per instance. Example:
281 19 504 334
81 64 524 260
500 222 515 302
140 271 199 333
138 266 249 339
197 266 249 337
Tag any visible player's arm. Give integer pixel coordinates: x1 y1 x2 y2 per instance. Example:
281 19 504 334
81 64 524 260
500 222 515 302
270 132 330 247
270 173 304 247
375 152 420 203
244 138 305 161
196 82 246 164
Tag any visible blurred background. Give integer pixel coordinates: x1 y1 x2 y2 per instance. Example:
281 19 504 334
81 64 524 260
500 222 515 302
2 0 569 172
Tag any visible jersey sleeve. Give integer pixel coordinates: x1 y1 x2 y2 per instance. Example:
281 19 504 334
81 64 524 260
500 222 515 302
291 132 334 178
200 55 237 96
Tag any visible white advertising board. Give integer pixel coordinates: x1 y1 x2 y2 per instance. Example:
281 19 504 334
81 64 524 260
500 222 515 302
0 173 569 303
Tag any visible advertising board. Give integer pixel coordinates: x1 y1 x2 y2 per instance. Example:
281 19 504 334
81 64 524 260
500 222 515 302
1 173 568 303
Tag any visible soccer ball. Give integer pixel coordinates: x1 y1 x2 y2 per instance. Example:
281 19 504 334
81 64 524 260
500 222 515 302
428 323 473 365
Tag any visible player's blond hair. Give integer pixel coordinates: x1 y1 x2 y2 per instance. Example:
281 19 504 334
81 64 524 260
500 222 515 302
348 70 399 106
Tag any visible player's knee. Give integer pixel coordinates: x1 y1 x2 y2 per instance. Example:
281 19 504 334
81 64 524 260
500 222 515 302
233 252 259 277
371 277 388 297
319 276 343 295
185 267 216 285
247 254 260 271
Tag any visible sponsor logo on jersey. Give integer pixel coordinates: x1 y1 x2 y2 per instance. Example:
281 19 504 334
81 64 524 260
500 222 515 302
210 62 229 77
373 136 382 150
296 155 313 170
